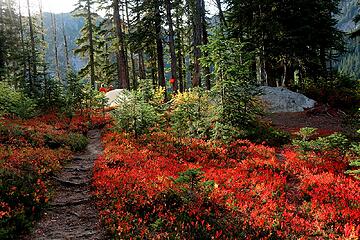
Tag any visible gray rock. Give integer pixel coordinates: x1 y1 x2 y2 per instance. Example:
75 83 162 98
259 86 316 113
105 89 129 107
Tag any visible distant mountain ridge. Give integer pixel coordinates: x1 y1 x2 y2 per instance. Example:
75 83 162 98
43 12 85 78
336 0 359 79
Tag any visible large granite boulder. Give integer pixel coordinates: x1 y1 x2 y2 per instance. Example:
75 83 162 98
105 89 129 107
259 86 316 113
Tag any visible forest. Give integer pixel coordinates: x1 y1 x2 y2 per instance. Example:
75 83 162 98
0 0 360 239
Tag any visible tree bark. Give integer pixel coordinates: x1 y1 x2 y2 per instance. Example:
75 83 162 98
18 0 26 84
135 0 146 80
154 0 166 90
27 0 37 94
125 0 137 89
165 0 178 91
201 0 210 90
113 0 129 89
215 0 227 28
176 17 184 92
0 0 5 81
86 0 96 88
51 13 61 82
192 0 203 87
61 14 70 70
282 59 287 87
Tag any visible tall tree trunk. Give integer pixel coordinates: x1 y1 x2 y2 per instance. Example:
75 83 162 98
135 0 146 80
281 59 287 87
215 0 227 28
125 0 137 89
86 0 96 88
320 47 327 75
0 0 5 81
165 0 178 92
0 0 3 31
27 0 37 94
176 16 184 92
18 0 26 84
192 0 202 87
51 13 61 82
39 1 48 101
201 0 210 90
113 0 129 89
256 55 262 85
175 9 184 92
38 1 46 77
154 0 165 90
150 51 157 86
139 51 146 79
61 13 70 70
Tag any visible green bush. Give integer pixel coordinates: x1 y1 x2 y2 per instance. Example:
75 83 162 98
45 133 88 151
171 88 214 139
345 129 360 179
65 133 89 152
112 90 160 137
292 128 349 153
0 82 37 119
201 29 261 128
244 125 291 147
210 122 243 143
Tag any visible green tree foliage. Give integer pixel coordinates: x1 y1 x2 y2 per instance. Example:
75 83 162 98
225 0 344 87
0 0 22 84
202 30 260 128
171 88 214 138
73 0 98 88
0 82 37 119
112 90 160 137
346 129 360 179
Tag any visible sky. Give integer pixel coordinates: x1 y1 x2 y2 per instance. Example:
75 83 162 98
21 0 218 15
20 0 78 14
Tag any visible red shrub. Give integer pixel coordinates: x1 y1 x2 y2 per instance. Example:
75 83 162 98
93 130 360 239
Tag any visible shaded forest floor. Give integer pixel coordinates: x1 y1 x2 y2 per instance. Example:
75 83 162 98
266 110 345 136
22 129 108 240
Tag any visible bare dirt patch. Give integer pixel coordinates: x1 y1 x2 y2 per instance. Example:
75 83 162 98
266 110 344 135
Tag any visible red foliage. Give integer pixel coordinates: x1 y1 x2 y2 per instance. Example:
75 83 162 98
93 131 360 239
0 112 110 236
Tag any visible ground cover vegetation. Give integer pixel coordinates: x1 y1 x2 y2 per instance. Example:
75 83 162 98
93 84 360 239
0 81 109 238
0 0 359 238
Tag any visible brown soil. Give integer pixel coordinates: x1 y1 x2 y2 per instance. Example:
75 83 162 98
22 129 108 240
266 111 344 135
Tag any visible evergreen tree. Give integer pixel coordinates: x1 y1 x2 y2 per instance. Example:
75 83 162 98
165 0 178 91
226 0 344 87
113 0 129 89
73 0 97 88
0 0 22 84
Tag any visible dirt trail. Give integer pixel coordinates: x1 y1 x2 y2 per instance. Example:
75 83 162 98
24 129 108 240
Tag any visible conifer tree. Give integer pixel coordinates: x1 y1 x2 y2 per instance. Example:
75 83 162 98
73 0 97 88
165 0 178 91
113 0 129 89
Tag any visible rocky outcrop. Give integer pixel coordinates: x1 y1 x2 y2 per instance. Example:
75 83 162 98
259 86 316 113
105 89 128 107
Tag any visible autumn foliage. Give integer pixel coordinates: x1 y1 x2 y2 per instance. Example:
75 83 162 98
0 112 110 238
94 131 360 239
